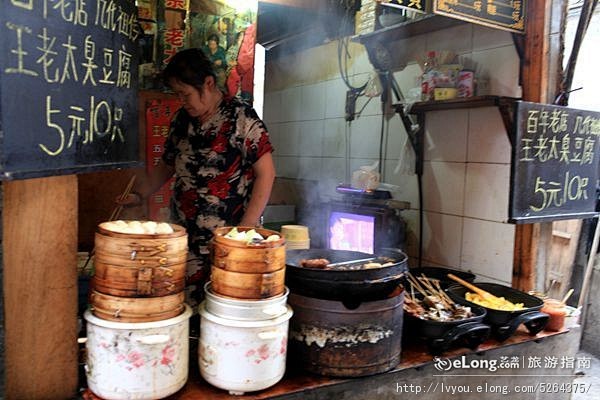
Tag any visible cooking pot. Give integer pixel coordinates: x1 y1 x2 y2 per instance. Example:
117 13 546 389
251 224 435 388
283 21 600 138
84 305 192 400
285 249 407 302
447 283 549 341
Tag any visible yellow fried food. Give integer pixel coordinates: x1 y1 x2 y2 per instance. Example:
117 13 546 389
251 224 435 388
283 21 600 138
466 292 525 311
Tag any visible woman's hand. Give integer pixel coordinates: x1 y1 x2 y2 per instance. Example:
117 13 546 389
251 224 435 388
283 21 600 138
116 191 143 207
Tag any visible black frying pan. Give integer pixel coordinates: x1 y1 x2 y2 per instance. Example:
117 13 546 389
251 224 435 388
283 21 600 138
447 283 549 341
285 249 408 302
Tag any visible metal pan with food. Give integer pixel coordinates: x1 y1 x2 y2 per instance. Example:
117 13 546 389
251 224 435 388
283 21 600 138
403 274 489 354
446 281 549 342
285 249 408 302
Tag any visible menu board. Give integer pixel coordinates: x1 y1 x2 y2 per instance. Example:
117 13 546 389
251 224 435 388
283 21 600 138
0 0 140 180
433 0 525 33
509 101 600 223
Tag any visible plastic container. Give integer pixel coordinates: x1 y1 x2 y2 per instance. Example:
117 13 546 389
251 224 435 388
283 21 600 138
541 299 566 331
280 225 309 242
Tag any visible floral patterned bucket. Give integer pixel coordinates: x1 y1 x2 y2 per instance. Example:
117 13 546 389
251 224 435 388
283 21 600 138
84 304 192 399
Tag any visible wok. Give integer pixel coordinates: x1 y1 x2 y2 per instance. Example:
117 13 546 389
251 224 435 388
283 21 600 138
285 248 407 303
447 283 549 341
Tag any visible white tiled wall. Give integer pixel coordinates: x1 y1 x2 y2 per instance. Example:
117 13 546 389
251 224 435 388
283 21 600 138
263 24 521 284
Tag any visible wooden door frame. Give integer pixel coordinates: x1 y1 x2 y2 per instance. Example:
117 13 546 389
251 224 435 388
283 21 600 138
512 0 565 291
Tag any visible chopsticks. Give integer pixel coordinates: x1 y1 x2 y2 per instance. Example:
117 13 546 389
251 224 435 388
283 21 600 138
561 288 574 305
109 175 137 222
326 257 376 268
81 175 137 272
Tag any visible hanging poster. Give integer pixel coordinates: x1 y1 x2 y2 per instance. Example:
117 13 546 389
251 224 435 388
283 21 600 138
0 0 140 180
188 0 258 102
509 101 600 223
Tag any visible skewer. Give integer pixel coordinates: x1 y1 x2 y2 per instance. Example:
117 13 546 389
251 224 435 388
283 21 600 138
419 274 451 308
406 273 428 298
433 278 455 306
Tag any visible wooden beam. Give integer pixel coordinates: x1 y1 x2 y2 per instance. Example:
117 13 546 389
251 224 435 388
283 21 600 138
512 0 552 292
4 175 78 399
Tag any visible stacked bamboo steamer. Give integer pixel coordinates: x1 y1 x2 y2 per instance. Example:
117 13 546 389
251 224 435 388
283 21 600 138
210 226 287 299
85 220 192 400
89 220 189 322
199 227 292 394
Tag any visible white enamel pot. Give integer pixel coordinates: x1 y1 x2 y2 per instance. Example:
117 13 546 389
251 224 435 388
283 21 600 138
198 302 293 395
204 282 289 320
84 305 192 400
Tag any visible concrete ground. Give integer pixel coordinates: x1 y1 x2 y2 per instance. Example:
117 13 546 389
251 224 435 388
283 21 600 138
572 350 600 400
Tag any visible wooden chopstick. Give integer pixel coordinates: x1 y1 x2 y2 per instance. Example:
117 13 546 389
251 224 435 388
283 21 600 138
108 175 137 222
82 175 137 272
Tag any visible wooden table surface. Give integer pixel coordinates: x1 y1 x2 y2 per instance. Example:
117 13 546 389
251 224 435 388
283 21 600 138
83 327 569 400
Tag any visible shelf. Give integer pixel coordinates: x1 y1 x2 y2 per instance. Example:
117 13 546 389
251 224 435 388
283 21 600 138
391 96 520 176
398 95 520 113
353 14 466 46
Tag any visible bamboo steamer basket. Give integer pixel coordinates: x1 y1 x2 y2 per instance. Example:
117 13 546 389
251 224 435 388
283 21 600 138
89 290 185 323
210 265 286 299
211 226 286 273
92 263 185 298
93 222 188 297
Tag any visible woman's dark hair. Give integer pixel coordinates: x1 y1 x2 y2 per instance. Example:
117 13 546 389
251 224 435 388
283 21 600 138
162 48 216 90
207 34 219 45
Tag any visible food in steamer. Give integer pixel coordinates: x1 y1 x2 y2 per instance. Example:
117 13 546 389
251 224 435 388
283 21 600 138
222 227 280 244
100 220 174 235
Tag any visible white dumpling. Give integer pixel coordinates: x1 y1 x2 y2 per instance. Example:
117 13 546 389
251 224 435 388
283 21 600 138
141 221 158 234
265 234 280 242
101 221 127 233
128 220 143 229
245 229 264 241
127 225 145 234
225 227 239 239
156 222 174 234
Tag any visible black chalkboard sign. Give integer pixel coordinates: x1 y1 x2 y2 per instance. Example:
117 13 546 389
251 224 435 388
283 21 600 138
509 101 600 223
433 0 525 33
0 0 140 180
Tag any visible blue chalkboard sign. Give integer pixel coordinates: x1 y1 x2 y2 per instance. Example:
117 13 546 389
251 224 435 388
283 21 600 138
0 0 140 180
510 101 600 223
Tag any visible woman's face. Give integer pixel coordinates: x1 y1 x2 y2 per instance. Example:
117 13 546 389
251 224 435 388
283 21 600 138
208 39 217 51
170 79 208 118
